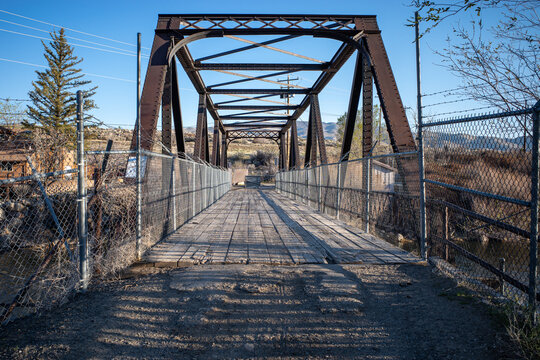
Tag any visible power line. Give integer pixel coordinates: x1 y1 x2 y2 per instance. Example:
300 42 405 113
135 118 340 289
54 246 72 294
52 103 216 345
0 98 31 102
0 18 149 56
0 9 150 50
0 28 149 58
0 57 135 83
422 74 539 97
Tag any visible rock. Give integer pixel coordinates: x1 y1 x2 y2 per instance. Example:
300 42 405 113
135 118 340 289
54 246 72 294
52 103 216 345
5 201 15 211
12 202 26 212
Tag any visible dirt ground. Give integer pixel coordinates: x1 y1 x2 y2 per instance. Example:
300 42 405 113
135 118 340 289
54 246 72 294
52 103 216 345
0 263 516 359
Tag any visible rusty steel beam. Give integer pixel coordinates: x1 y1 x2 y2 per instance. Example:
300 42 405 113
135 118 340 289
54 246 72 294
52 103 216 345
212 119 220 166
340 50 363 162
360 18 416 152
214 94 280 106
196 63 327 71
161 65 173 153
171 60 185 154
304 105 316 167
279 132 287 170
224 124 284 128
216 105 298 110
208 70 298 89
221 133 228 167
208 88 309 95
362 56 373 158
288 120 299 170
194 94 208 161
310 94 328 164
130 18 180 150
220 115 289 120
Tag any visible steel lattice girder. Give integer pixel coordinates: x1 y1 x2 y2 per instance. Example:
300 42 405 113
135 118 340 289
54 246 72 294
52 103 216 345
131 14 417 176
227 130 281 141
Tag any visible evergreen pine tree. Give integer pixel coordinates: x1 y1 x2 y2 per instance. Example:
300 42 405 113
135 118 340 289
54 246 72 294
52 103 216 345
25 28 97 139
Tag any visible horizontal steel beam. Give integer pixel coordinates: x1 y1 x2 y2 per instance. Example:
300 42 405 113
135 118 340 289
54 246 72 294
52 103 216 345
216 105 299 110
224 123 284 128
208 70 298 88
221 115 289 120
209 88 309 95
196 63 327 71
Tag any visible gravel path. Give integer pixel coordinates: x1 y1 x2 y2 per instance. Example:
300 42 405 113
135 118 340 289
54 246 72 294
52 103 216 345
0 263 514 359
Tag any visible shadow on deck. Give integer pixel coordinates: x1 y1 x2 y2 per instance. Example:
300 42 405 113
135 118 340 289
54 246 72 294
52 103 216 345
144 189 419 266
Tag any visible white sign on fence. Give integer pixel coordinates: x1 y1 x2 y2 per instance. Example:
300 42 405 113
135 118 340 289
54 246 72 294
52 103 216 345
125 156 147 178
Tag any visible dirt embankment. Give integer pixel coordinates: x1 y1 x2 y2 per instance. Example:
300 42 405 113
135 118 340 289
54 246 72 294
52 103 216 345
0 263 515 359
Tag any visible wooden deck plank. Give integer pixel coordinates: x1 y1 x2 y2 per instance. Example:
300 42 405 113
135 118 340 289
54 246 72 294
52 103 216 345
144 188 418 266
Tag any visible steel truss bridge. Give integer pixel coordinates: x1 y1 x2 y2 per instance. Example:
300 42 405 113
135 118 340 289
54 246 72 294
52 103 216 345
131 14 417 172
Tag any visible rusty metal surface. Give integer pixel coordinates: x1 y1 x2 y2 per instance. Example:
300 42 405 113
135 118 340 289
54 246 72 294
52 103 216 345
134 14 416 182
310 94 328 165
170 60 185 154
362 57 373 158
362 21 416 152
288 121 299 170
340 51 364 162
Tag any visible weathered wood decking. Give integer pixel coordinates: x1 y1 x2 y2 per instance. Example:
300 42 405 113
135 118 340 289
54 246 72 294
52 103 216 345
144 189 419 266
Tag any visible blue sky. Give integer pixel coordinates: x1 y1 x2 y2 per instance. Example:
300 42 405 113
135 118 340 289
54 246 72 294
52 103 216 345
0 0 503 130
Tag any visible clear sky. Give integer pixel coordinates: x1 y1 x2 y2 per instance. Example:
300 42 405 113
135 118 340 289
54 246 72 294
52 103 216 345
0 0 502 130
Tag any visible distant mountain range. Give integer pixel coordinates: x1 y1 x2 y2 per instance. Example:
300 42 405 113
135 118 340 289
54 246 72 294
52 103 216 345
194 121 339 140
424 131 532 151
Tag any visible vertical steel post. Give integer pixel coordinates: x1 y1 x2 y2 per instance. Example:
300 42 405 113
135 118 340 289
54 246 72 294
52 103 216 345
76 91 89 290
191 162 196 217
171 158 177 230
415 11 427 260
318 165 322 212
136 32 143 260
529 102 539 323
336 162 341 219
365 158 371 233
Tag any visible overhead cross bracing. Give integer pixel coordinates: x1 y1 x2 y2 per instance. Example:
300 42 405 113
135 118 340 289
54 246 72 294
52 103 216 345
131 14 416 175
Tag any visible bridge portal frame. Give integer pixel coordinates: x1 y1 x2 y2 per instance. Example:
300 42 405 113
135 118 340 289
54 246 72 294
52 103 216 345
131 14 416 170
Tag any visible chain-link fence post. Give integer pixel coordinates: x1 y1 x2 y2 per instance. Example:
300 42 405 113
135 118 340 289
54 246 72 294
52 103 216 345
191 162 196 218
529 101 540 323
415 11 427 260
318 166 322 212
364 158 371 233
135 32 143 260
76 91 89 290
171 158 177 230
336 162 341 220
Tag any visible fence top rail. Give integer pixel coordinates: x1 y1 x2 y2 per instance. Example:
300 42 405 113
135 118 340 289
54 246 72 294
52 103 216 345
422 107 535 128
277 150 418 173
0 168 78 185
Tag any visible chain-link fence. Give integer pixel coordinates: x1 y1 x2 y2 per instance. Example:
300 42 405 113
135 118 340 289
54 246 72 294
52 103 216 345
0 144 231 325
422 105 539 306
277 103 540 311
276 151 421 254
0 152 79 323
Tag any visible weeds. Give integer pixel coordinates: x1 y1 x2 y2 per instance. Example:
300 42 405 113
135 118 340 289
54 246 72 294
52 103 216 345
503 303 540 359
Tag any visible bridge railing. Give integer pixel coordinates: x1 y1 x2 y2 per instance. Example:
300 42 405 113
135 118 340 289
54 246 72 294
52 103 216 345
278 103 540 311
0 146 231 325
276 151 421 254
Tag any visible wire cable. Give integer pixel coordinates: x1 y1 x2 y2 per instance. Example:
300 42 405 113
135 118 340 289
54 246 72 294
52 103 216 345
0 28 148 58
0 9 150 50
0 57 135 82
0 18 149 56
